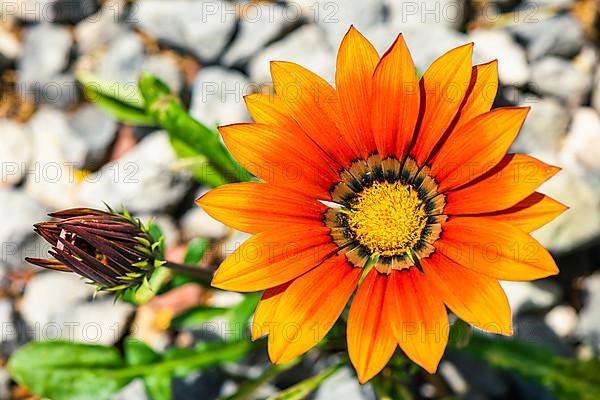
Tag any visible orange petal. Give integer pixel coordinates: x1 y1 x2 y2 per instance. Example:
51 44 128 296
268 255 361 364
270 61 357 167
436 217 559 281
371 34 420 160
410 43 474 165
219 123 340 199
430 107 530 192
212 224 338 292
387 268 448 373
252 283 290 341
336 26 380 158
421 253 512 335
453 60 499 131
481 192 568 232
244 94 299 129
445 154 560 214
197 182 327 234
347 270 397 383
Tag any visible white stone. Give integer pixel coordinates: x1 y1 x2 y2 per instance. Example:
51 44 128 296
0 120 32 188
469 29 530 86
530 56 592 106
545 305 577 338
560 108 600 183
248 24 335 85
222 3 295 67
190 67 251 127
180 206 228 241
500 281 560 315
75 0 127 53
385 0 466 30
0 300 13 342
316 0 385 48
78 131 192 214
24 108 86 209
134 0 236 61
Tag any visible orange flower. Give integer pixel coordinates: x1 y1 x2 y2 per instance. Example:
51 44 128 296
198 27 566 382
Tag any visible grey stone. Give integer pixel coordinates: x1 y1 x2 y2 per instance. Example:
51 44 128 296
545 305 577 338
511 97 570 154
559 108 600 186
17 23 76 107
141 55 183 94
74 0 127 53
68 104 118 169
468 28 530 86
222 3 295 67
0 120 32 188
24 108 87 209
20 271 94 330
385 0 467 30
54 299 134 345
95 32 145 85
248 24 335 84
510 14 585 60
313 366 376 400
533 159 600 253
576 273 600 352
316 0 385 48
0 189 49 268
134 0 236 62
516 316 575 356
530 56 592 105
180 206 228 241
52 0 100 24
190 67 251 127
500 281 561 315
78 131 192 214
0 368 9 400
0 299 13 342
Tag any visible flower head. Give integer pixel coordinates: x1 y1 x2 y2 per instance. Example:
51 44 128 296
198 27 566 382
27 207 163 293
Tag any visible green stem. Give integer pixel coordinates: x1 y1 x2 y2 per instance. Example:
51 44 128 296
163 261 214 286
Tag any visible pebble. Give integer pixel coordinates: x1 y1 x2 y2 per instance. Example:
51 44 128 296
511 96 570 154
180 207 228 241
222 3 295 67
68 104 118 169
0 299 13 343
500 281 561 315
510 14 585 60
24 108 87 209
468 28 530 86
134 0 236 62
545 305 577 338
559 108 600 184
17 23 75 108
576 273 600 352
78 131 192 214
51 0 100 24
533 162 600 253
74 0 128 53
0 120 32 188
95 32 145 85
0 368 8 400
20 271 94 330
248 24 335 85
190 67 252 127
141 55 184 94
313 366 376 400
316 0 385 48
0 189 49 269
530 56 592 106
112 379 148 400
0 27 22 69
385 0 466 31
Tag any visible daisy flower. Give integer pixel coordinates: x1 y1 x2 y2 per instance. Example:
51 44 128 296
198 26 566 382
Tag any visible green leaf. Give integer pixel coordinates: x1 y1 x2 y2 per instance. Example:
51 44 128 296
124 339 159 366
267 362 343 400
184 238 210 265
171 306 230 329
77 72 155 126
144 373 172 400
169 136 229 187
226 293 261 342
8 339 252 400
465 334 600 400
139 72 252 184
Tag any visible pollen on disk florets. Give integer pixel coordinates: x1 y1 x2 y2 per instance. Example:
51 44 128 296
347 181 428 257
